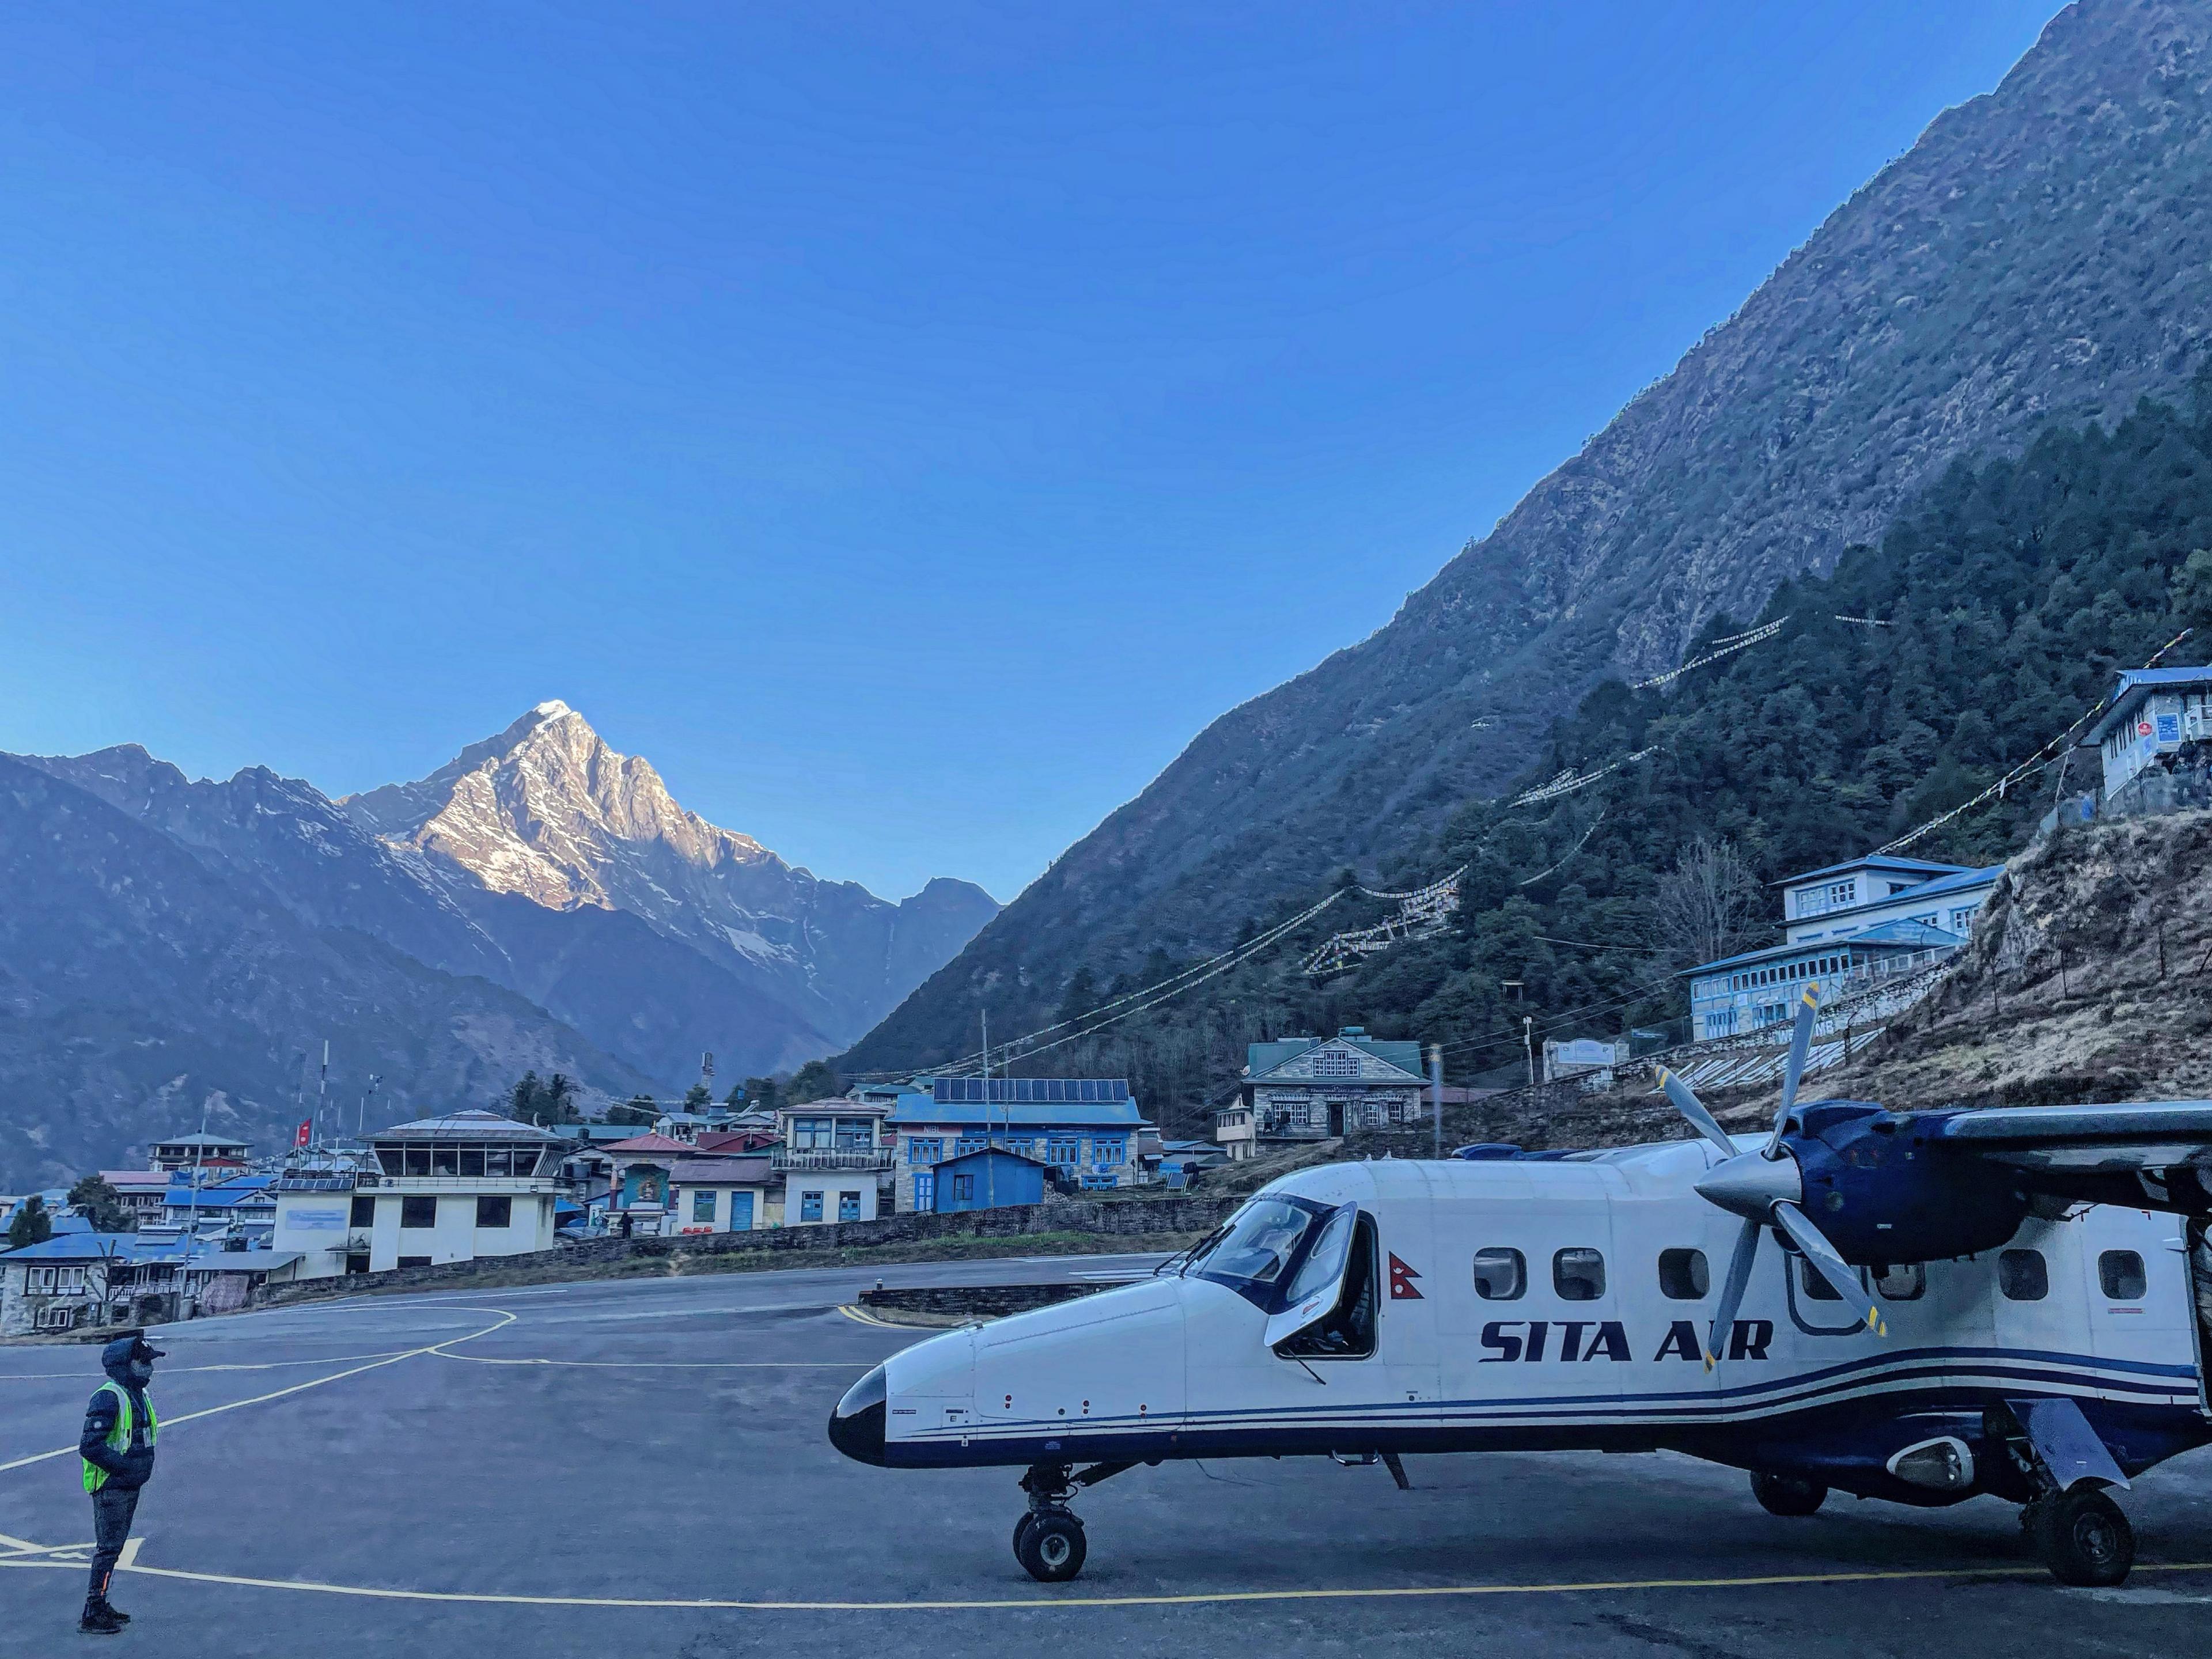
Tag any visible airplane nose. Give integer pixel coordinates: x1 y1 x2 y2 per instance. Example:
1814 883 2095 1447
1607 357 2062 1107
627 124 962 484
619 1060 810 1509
828 1363 888 1466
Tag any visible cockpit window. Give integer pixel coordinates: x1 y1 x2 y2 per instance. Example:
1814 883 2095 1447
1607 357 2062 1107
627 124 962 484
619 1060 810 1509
1189 1196 1326 1295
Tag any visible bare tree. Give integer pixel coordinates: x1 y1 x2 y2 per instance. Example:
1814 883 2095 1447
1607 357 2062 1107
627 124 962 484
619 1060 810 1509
1651 836 1764 969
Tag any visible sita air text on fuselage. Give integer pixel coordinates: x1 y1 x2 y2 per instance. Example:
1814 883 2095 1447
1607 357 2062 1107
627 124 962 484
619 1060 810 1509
831 986 2212 1588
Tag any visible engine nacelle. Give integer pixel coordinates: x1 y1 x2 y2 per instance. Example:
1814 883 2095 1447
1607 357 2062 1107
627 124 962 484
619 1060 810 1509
1784 1102 2031 1266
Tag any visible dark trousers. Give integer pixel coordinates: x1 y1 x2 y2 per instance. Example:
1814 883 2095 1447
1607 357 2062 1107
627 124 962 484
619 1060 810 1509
88 1484 139 1601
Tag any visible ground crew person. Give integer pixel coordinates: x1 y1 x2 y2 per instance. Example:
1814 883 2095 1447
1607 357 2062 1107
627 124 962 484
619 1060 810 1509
77 1332 163 1635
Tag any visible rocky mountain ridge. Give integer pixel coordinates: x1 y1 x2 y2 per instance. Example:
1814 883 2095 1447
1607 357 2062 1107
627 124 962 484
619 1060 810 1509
847 0 2212 1073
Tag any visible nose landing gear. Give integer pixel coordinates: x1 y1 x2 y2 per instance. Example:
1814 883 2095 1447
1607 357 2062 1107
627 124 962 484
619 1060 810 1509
1013 1460 1134 1583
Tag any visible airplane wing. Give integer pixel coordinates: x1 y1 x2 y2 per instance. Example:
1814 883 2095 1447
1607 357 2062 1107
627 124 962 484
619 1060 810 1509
1930 1102 2212 1173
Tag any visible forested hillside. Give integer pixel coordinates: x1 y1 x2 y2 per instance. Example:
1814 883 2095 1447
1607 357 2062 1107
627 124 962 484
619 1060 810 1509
917 389 2212 1134
848 0 2212 1074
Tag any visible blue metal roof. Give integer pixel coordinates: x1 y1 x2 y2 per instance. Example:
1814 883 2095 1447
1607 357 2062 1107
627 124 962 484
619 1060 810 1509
1 1233 194 1263
2085 665 2212 746
1774 854 1971 887
928 1146 1052 1173
1684 919 1963 976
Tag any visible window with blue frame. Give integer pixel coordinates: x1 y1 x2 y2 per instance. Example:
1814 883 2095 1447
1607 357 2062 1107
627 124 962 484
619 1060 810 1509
1047 1137 1079 1166
912 1172 935 1209
908 1137 943 1165
955 1136 987 1157
691 1190 716 1224
799 1191 823 1222
838 1191 861 1222
1091 1136 1126 1166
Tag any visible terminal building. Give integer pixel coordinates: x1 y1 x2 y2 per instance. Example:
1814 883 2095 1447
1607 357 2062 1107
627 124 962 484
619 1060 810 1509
270 1109 565 1278
1684 854 2001 1040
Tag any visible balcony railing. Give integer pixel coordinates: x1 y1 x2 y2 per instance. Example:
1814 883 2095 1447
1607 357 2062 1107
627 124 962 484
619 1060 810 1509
771 1148 894 1173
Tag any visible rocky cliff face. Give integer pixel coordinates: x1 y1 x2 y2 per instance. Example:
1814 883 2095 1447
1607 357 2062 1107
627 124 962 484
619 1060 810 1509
0 755 654 1190
847 0 2212 1071
342 702 998 1046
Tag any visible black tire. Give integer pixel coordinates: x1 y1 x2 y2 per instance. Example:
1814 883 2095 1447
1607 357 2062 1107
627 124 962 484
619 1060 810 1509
1016 1512 1088 1583
1751 1472 1828 1517
1012 1513 1037 1560
2032 1487 2134 1588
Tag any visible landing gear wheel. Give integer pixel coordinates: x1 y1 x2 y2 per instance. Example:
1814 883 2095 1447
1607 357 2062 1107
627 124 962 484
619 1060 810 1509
1751 1472 1828 1517
2031 1487 2134 1587
1016 1512 1087 1582
1012 1513 1037 1559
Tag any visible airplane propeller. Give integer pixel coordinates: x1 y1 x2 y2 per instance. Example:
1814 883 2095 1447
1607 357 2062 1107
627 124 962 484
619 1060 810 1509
1656 984 1887 1369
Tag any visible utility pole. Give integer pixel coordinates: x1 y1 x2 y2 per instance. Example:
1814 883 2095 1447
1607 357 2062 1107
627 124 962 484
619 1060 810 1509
1524 1017 1536 1089
982 1009 994 1211
315 1040 329 1155
358 1074 382 1139
1429 1044 1443 1161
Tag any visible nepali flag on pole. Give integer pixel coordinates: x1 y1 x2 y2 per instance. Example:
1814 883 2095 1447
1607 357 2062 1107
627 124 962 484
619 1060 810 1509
295 1119 312 1149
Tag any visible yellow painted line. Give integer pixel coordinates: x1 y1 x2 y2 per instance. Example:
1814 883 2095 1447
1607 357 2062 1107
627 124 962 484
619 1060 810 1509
0 1556 2205 1610
0 1310 516 1476
836 1304 900 1327
429 1351 862 1369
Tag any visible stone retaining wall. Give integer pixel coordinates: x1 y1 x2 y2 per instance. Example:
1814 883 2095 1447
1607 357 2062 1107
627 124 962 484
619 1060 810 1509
858 1282 1104 1318
258 1194 1238 1309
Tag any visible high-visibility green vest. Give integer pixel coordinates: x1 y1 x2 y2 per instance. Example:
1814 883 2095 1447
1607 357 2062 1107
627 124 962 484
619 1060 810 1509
81 1380 157 1494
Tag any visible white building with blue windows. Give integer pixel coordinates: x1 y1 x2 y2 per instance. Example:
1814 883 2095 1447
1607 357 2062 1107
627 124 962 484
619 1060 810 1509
872 1078 1149 1213
1684 854 2001 1040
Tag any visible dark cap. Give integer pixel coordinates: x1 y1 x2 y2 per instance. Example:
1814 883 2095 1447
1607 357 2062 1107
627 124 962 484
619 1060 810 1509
130 1336 167 1362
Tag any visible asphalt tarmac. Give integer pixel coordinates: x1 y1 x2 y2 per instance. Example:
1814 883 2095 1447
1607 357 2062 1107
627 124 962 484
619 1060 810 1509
5 1252 2211 1657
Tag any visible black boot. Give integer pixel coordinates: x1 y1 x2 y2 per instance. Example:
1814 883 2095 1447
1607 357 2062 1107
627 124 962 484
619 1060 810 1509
78 1597 124 1635
98 1599 131 1625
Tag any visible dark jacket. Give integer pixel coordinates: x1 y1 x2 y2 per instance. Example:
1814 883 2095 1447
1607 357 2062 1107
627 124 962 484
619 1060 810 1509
79 1342 156 1491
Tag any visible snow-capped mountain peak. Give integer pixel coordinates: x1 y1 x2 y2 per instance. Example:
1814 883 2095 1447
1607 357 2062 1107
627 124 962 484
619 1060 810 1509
339 704 997 1045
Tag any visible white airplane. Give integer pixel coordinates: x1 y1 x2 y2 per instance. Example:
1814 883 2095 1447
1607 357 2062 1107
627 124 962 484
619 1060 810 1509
831 987 2212 1589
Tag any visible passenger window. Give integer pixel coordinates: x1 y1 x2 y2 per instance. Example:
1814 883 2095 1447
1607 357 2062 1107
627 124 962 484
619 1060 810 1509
1472 1248 1526 1301
1874 1262 1926 1300
1999 1249 2048 1301
1798 1256 1842 1301
2099 1251 2147 1301
1553 1248 1606 1302
1658 1248 1709 1300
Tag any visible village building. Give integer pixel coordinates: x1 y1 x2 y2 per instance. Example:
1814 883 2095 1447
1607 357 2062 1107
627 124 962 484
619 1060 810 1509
94 1169 175 1224
146 1131 251 1177
665 1155 774 1234
882 1078 1146 1212
270 1109 563 1278
2087 665 2212 816
775 1097 893 1224
0 1233 302 1336
928 1146 1050 1211
1684 854 2001 1040
1216 1028 1425 1159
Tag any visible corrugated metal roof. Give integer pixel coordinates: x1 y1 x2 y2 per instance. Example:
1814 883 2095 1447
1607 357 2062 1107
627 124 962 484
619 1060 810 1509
1774 854 1969 886
369 1110 563 1143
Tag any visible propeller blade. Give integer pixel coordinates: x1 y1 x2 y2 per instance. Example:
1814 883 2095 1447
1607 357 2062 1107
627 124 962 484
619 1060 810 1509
1768 983 1821 1152
1658 1067 1737 1157
1770 1200 1885 1336
1704 1215 1764 1370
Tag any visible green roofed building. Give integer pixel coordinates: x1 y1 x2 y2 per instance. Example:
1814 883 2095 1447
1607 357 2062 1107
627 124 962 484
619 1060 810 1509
1218 1027 1426 1160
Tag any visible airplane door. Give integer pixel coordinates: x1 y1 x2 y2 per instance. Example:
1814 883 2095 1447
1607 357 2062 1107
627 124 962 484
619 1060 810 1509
1376 1177 1441 1407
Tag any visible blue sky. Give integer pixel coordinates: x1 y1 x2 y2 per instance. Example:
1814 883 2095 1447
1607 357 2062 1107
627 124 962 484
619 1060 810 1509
0 2 2057 903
